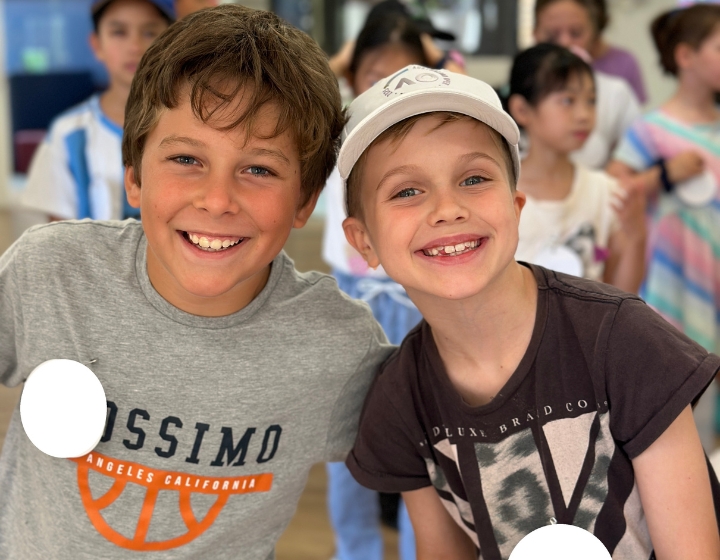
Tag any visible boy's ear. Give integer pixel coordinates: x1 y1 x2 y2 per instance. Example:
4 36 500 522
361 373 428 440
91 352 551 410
89 32 103 61
293 191 320 229
342 216 381 270
513 186 527 221
125 167 141 209
507 94 530 127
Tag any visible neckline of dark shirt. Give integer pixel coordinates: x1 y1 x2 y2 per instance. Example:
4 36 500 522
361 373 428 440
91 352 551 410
420 263 550 417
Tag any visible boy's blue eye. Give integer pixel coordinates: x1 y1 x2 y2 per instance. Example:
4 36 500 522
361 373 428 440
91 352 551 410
395 187 420 198
174 155 197 165
247 166 271 177
461 175 485 186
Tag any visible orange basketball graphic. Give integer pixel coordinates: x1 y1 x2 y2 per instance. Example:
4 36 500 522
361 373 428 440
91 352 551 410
70 452 273 551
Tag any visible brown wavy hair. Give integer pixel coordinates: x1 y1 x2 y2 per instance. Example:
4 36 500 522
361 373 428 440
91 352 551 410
122 4 346 206
651 4 720 76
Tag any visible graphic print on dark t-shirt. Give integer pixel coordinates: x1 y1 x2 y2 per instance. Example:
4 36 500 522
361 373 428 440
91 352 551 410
418 387 649 560
423 405 626 559
347 266 720 560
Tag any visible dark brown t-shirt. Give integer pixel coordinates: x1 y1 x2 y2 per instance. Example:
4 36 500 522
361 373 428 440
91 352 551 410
347 264 720 560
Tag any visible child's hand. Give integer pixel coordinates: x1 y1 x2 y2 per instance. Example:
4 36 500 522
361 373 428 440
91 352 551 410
420 33 444 67
612 185 647 242
667 151 704 183
329 39 356 78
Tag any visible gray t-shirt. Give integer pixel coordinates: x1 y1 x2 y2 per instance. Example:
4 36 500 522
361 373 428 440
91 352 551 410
0 220 392 559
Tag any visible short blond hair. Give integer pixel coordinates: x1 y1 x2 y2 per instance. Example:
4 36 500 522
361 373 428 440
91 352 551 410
122 4 346 206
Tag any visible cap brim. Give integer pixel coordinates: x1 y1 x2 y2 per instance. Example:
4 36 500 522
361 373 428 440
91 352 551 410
338 88 520 182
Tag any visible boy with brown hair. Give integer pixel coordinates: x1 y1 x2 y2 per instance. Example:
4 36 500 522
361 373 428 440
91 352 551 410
0 6 391 559
340 65 720 558
22 0 174 221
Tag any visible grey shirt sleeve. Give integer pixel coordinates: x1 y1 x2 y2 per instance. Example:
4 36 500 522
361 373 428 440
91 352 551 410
323 318 394 462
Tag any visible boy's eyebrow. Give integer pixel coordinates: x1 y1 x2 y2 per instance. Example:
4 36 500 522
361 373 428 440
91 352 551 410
458 151 503 169
158 135 207 149
246 148 291 165
377 165 419 191
157 138 291 165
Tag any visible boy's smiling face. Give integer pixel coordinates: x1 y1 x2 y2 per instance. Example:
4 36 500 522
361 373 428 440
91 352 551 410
343 115 525 302
125 89 314 317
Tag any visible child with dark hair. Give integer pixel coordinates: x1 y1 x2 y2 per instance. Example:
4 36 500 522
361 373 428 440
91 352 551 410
0 6 392 558
508 43 645 292
328 0 464 81
21 0 173 221
533 0 640 169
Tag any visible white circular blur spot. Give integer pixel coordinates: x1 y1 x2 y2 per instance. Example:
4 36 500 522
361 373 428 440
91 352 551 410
509 524 611 560
20 359 106 458
676 170 717 207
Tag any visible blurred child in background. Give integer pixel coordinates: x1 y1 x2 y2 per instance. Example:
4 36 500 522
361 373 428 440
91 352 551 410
609 4 720 451
328 0 464 84
323 5 463 559
21 0 173 221
508 44 645 293
533 0 640 169
532 0 646 103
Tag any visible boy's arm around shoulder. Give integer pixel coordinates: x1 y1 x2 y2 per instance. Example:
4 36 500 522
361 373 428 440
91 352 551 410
344 329 433 492
323 309 395 462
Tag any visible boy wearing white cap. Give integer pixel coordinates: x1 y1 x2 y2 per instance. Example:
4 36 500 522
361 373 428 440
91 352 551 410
341 65 720 558
21 0 173 221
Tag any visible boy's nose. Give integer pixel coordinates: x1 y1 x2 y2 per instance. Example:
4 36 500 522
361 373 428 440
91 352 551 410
193 177 240 216
427 190 469 225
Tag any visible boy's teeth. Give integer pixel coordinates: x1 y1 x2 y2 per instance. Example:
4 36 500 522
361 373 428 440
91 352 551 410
423 239 480 257
186 232 241 252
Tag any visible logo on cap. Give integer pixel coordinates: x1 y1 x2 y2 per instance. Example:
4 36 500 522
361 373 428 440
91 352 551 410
381 67 451 97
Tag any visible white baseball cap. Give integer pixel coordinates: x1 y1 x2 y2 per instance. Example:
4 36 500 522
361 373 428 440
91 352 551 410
337 65 520 184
